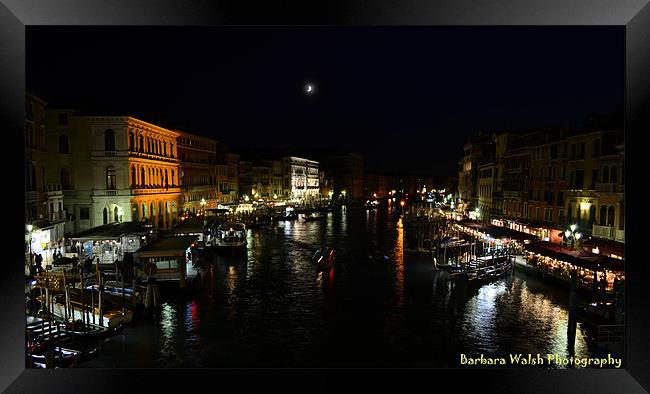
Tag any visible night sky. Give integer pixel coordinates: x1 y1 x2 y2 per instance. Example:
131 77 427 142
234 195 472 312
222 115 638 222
26 27 623 177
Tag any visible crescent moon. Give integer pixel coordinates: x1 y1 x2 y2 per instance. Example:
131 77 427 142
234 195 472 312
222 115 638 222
307 85 313 92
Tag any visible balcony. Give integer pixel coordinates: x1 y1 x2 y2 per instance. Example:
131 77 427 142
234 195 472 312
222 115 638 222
46 183 63 197
503 191 520 198
595 183 616 193
50 209 67 222
132 186 181 195
615 229 625 243
128 150 179 163
592 224 614 240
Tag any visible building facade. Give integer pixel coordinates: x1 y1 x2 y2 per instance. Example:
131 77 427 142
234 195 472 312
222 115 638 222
25 93 67 264
46 113 182 232
283 156 320 202
177 132 218 214
320 153 364 201
216 152 239 204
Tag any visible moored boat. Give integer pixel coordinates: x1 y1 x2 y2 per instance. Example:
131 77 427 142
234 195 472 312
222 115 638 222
214 223 247 249
303 214 326 222
442 255 512 284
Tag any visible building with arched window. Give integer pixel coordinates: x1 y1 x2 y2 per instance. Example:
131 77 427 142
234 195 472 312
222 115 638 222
26 93 67 266
45 110 182 232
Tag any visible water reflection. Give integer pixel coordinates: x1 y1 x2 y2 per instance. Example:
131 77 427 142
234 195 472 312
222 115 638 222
88 205 597 368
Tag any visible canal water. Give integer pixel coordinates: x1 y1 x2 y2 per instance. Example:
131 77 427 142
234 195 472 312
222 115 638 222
84 205 597 368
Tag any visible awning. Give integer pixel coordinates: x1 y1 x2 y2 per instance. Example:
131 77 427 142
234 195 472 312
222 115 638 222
71 221 154 241
523 241 623 272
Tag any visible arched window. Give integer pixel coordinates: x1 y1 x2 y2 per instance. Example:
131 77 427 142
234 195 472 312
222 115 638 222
170 143 174 157
602 166 609 183
106 167 116 189
132 204 139 221
142 203 147 219
131 166 136 187
129 132 134 150
163 141 167 156
619 202 625 230
171 170 175 186
60 168 71 189
59 135 69 154
589 206 596 226
140 167 145 187
105 129 115 151
103 207 108 224
114 206 119 222
607 205 615 227
610 165 618 184
599 205 607 226
138 134 144 152
165 169 169 186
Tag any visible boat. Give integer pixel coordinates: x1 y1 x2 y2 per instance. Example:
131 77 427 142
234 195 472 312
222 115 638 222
85 280 138 298
214 223 247 249
45 290 134 328
313 247 336 270
303 214 326 222
64 320 125 342
364 200 380 209
368 254 391 263
578 301 617 324
442 255 512 284
29 345 81 368
273 212 298 221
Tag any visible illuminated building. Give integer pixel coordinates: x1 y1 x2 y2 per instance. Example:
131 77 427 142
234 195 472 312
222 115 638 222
283 156 320 202
177 131 218 214
45 110 181 231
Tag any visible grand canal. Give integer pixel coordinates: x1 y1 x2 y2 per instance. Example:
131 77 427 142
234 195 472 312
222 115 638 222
84 205 596 368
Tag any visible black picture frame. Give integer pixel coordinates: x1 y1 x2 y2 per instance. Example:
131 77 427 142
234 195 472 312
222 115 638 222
2 1 649 392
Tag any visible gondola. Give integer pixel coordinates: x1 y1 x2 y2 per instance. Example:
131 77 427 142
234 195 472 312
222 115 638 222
29 345 81 368
65 321 125 342
303 214 326 222
313 247 336 270
447 255 513 284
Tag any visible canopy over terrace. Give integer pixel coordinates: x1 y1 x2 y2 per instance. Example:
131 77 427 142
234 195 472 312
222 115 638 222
71 222 155 264
458 219 539 242
171 218 208 236
580 237 625 260
523 241 624 272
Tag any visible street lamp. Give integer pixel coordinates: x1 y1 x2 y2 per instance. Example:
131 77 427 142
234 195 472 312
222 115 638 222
565 224 582 249
200 198 206 214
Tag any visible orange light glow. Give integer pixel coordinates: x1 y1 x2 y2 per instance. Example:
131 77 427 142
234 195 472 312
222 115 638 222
400 200 405 207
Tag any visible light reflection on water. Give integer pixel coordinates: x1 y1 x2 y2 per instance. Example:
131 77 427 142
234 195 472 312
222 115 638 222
88 206 598 368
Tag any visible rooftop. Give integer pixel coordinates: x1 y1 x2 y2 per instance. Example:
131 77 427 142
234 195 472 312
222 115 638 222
135 236 198 254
